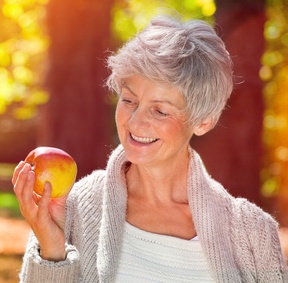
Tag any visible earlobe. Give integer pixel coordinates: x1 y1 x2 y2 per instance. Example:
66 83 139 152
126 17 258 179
194 118 215 136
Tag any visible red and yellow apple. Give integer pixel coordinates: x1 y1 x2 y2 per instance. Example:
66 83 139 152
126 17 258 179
24 147 77 198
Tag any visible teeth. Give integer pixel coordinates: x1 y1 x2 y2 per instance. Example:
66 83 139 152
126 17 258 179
131 134 157 144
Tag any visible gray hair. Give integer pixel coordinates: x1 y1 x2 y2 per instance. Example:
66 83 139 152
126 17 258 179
106 15 233 127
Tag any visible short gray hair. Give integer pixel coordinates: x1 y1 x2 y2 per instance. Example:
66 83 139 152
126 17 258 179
106 15 233 127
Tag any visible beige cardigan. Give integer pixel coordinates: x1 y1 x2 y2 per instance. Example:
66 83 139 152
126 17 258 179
20 145 287 282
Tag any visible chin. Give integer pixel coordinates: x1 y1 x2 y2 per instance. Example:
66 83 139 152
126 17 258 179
123 149 154 166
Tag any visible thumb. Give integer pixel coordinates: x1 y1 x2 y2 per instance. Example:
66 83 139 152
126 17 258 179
43 182 52 198
37 182 52 212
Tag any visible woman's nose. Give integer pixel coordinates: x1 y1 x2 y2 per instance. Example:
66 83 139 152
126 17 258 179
129 106 150 130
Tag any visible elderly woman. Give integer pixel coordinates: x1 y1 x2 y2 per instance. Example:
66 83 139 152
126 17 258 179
13 15 287 282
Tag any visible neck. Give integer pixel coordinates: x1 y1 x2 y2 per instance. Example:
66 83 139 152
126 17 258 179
126 149 190 204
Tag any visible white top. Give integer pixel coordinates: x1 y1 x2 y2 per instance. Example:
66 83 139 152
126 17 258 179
115 222 215 282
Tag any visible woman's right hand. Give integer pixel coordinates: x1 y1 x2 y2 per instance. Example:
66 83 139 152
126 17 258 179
12 161 68 261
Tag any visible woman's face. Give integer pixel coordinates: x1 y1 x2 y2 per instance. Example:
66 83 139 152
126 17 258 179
115 75 194 167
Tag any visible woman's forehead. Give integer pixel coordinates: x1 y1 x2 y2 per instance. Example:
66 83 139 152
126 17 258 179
121 76 186 108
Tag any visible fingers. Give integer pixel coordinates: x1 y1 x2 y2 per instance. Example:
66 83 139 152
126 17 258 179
14 168 38 221
13 162 42 222
13 163 33 197
13 163 34 198
20 170 37 208
12 161 25 186
12 162 66 255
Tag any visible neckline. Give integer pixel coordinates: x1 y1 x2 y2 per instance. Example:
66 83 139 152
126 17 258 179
125 221 198 243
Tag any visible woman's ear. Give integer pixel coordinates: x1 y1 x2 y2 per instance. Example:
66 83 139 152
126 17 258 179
193 117 215 136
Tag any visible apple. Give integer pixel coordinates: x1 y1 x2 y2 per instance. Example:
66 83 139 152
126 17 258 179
24 147 77 198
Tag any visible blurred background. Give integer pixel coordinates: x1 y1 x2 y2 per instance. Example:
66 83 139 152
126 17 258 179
0 0 287 281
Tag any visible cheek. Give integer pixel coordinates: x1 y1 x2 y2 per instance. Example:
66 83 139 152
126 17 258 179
115 104 125 125
163 118 186 133
162 120 193 141
115 106 122 135
115 104 130 136
154 122 181 141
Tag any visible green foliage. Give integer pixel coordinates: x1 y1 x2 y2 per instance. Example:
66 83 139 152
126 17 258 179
260 0 288 198
111 0 216 43
0 163 15 178
0 163 20 217
0 193 21 217
0 0 216 120
0 0 49 119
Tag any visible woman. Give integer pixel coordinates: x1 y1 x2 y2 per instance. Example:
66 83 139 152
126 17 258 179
13 15 287 282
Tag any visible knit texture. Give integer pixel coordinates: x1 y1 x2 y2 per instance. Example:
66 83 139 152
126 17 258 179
115 222 215 282
19 145 288 283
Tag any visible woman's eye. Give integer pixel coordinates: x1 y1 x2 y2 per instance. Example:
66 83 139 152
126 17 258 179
156 109 168 117
121 98 133 105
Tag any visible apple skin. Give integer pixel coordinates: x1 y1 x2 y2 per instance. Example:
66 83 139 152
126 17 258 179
24 147 77 198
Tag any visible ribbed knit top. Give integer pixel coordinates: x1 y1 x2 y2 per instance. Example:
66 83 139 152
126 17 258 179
115 222 215 282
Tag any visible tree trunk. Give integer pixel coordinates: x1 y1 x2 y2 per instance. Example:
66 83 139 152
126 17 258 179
40 0 115 179
191 0 266 205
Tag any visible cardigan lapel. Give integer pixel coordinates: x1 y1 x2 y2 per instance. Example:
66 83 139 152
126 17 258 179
96 145 128 283
187 149 242 283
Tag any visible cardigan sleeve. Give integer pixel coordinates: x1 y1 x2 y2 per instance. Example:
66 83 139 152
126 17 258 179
240 199 288 282
19 233 80 283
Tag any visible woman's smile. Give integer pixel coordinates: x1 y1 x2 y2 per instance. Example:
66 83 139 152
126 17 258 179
130 133 159 144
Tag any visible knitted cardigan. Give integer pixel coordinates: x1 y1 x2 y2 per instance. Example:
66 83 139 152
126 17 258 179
20 145 287 283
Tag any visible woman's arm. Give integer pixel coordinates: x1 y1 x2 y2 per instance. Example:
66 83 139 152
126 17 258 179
241 200 288 282
13 161 81 282
20 233 80 283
